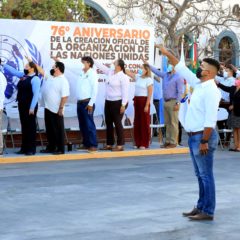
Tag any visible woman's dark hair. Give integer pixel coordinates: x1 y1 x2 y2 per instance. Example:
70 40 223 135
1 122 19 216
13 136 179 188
82 56 94 68
226 64 237 78
117 59 126 73
55 61 65 73
29 61 38 76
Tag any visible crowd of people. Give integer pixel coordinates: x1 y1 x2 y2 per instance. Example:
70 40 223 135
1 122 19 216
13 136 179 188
0 42 240 221
215 64 240 152
0 50 239 156
0 56 163 155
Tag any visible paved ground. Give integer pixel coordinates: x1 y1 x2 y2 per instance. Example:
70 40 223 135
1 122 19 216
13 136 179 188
0 149 239 240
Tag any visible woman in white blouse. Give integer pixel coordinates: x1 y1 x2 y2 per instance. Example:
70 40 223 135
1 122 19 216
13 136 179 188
126 64 153 149
95 59 130 151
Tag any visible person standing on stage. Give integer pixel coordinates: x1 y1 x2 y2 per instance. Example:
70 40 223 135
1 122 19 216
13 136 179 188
76 56 98 152
126 64 153 149
2 60 41 155
0 66 7 156
38 60 70 155
95 59 129 152
149 63 184 148
153 72 163 136
156 44 221 221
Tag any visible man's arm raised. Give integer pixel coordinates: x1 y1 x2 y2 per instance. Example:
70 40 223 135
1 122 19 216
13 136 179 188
25 56 45 77
156 44 200 87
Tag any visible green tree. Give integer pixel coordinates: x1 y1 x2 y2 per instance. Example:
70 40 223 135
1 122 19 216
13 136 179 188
0 0 89 22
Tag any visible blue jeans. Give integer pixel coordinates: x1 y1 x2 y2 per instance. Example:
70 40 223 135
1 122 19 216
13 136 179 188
77 101 97 148
188 130 218 216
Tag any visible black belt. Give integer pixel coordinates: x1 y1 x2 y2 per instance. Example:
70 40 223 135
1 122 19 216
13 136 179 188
165 98 176 102
187 131 203 137
78 98 90 103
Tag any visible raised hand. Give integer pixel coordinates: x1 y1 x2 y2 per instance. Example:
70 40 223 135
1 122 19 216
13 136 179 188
142 59 148 64
52 56 60 62
25 55 32 62
229 64 238 72
158 44 169 56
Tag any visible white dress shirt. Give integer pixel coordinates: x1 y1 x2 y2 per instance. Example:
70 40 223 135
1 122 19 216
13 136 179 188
215 75 235 102
0 72 7 110
76 68 98 106
95 62 129 105
175 62 221 132
134 75 153 97
41 74 70 114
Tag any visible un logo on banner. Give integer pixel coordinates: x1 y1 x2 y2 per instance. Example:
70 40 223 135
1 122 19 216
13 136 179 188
0 35 28 104
0 35 43 105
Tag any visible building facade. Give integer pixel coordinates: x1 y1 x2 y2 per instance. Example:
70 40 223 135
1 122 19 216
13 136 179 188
87 0 240 66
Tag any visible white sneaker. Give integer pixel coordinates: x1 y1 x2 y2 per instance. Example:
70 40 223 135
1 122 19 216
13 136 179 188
139 146 146 150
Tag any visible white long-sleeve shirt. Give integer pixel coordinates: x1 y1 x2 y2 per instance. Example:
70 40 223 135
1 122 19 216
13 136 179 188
76 68 98 106
175 62 221 132
95 62 129 105
0 72 7 110
215 75 235 102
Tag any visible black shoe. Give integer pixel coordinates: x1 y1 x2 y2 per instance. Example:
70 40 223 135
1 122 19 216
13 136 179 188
182 207 201 217
25 152 35 156
188 213 214 221
15 150 25 154
52 151 65 155
40 149 54 153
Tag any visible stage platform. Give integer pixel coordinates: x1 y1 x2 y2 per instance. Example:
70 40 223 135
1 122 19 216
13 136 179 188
0 143 189 165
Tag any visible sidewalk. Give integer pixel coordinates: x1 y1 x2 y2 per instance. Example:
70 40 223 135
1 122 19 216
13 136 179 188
1 141 189 164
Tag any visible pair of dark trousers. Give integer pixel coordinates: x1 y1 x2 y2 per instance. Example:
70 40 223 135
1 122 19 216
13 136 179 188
18 102 37 153
134 97 150 148
178 121 182 144
153 99 160 134
44 108 65 153
105 100 125 146
77 101 97 148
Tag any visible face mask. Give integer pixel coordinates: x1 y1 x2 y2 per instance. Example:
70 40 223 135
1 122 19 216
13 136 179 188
110 63 115 71
196 67 203 79
50 69 55 76
167 65 173 73
235 80 240 87
138 69 143 76
24 69 29 75
223 71 228 78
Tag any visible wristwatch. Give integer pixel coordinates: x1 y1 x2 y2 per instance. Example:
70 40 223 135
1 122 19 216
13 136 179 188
200 139 208 144
176 102 180 105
